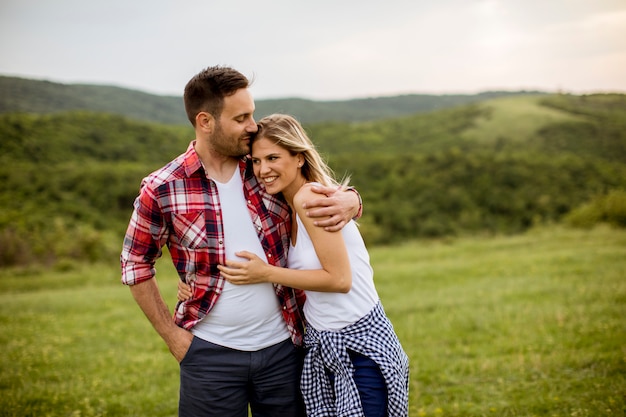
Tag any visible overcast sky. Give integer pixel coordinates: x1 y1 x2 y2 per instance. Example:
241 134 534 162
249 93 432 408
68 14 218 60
1 0 625 100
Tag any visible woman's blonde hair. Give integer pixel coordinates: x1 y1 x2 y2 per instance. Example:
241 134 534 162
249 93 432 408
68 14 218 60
255 114 341 188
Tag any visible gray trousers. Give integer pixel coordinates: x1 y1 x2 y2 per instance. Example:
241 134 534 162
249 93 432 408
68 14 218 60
179 337 305 417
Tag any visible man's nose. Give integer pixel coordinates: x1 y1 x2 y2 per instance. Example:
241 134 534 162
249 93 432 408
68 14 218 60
246 118 258 132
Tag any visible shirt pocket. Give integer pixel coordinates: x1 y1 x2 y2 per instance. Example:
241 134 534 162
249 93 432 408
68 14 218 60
171 211 209 249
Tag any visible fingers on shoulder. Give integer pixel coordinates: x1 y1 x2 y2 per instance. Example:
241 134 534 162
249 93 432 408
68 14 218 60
294 185 321 209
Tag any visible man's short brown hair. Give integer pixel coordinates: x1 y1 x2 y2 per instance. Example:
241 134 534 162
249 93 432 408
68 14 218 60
183 66 250 126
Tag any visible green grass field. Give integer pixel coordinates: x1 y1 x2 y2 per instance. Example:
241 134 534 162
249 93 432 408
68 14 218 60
0 225 624 416
461 95 582 144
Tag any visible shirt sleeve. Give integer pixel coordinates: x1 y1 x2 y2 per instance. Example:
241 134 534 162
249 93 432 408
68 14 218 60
346 187 363 220
120 183 168 285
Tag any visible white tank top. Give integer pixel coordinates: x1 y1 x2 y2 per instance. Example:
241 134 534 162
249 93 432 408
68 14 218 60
192 169 290 350
288 214 379 331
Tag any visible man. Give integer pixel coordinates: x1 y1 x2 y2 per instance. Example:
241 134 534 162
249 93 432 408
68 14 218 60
120 66 361 417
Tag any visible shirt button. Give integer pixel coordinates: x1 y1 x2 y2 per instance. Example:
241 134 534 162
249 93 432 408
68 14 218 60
219 240 224 245
267 253 272 258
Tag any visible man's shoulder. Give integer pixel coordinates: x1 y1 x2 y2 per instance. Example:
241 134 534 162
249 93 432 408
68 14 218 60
142 145 200 190
142 157 185 189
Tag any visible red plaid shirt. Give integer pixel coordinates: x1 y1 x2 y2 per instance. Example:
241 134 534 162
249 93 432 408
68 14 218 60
121 142 306 346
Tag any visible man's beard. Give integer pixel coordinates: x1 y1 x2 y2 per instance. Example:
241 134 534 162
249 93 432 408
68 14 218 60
211 123 251 157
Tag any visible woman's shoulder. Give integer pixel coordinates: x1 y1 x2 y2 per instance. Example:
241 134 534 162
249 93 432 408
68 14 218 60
293 183 324 213
294 182 322 202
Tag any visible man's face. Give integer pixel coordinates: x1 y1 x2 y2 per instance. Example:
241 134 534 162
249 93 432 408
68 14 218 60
209 88 257 157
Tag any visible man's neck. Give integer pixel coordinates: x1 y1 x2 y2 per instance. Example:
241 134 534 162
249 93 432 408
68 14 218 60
194 142 239 183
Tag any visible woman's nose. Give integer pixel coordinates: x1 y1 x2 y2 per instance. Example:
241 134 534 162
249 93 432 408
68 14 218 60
259 161 270 174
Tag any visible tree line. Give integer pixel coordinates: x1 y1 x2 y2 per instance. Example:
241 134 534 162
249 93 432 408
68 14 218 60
0 75 542 125
0 93 624 267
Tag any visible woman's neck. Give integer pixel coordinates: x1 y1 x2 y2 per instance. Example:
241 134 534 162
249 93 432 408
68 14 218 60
282 175 308 210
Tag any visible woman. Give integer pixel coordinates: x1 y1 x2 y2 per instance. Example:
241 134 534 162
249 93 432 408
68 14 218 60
179 114 409 417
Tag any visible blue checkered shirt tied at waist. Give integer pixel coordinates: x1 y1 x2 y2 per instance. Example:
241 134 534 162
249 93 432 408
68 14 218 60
301 301 409 417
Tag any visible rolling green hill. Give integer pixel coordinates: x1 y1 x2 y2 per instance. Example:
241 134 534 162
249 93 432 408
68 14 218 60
253 91 541 124
0 90 625 267
460 94 582 144
0 77 186 125
0 75 542 124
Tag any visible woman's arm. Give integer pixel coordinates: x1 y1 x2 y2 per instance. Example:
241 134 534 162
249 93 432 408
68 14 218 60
217 186 353 293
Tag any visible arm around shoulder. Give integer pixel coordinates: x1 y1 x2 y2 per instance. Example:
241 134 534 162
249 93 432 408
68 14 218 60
293 187 352 293
302 184 362 232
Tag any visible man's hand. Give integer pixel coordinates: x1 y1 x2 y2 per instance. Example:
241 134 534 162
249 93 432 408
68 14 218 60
169 326 194 363
302 184 360 232
129 278 194 363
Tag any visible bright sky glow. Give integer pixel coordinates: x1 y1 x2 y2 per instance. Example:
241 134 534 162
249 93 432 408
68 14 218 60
1 0 624 99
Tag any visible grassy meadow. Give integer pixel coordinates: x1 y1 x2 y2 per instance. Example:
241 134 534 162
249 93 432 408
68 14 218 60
0 225 624 417
460 95 582 144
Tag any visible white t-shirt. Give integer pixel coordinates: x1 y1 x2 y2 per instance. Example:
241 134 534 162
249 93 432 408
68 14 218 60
192 169 290 350
288 214 379 331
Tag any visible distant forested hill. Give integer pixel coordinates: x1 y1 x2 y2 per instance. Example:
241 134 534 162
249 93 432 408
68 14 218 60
1 81 625 266
0 75 542 124
0 76 186 125
253 91 542 123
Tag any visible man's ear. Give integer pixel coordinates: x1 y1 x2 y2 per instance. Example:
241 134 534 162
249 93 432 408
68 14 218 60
196 112 214 133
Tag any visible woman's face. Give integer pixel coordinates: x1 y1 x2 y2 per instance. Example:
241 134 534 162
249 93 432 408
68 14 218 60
251 136 303 195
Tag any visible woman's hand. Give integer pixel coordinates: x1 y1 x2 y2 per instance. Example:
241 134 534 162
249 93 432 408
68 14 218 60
177 279 193 301
218 251 271 285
